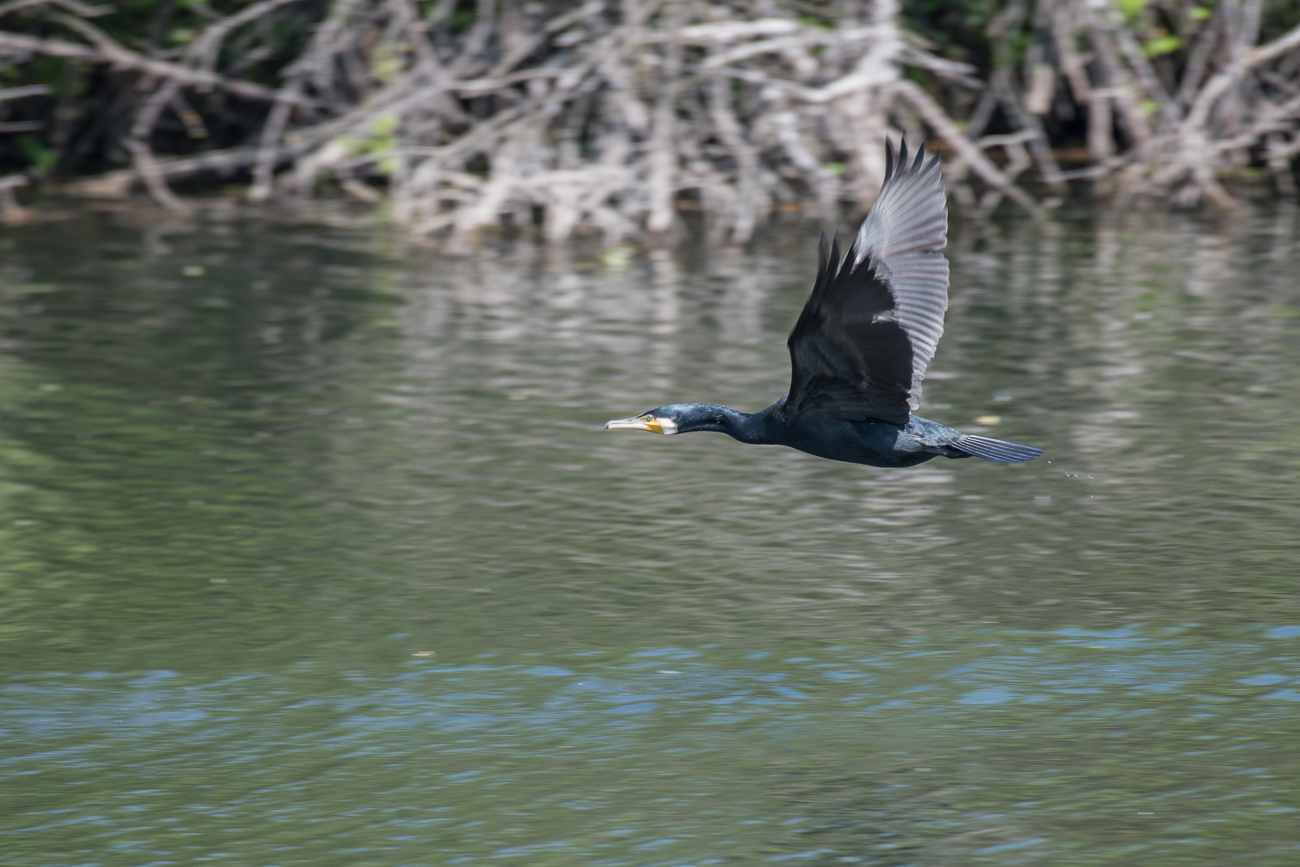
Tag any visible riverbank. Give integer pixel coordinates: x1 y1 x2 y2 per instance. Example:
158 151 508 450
4 1 1300 239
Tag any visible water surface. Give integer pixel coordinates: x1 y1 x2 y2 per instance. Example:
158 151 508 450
2 206 1299 865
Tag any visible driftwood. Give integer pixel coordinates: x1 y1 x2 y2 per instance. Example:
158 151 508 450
5 1 1300 239
59 146 273 198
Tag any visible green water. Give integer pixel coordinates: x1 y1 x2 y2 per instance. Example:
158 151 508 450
2 207 1299 866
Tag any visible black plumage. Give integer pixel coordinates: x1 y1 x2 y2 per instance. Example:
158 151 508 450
606 140 1043 468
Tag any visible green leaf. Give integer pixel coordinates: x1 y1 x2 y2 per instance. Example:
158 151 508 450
16 135 57 172
797 14 835 31
1143 35 1182 58
1117 0 1147 24
340 135 364 157
1190 6 1211 21
369 114 399 137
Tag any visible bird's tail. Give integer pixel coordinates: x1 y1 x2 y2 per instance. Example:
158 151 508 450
951 434 1043 463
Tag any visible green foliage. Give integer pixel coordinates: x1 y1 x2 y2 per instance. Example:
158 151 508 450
1261 0 1300 43
1117 0 1148 26
797 14 836 31
1143 34 1182 57
1008 30 1035 68
343 114 401 176
450 2 476 29
902 0 989 71
16 136 57 172
370 43 406 84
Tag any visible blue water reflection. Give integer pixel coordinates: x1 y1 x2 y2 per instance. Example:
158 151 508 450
5 626 1300 862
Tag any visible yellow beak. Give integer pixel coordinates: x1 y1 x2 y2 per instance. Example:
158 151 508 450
605 416 664 434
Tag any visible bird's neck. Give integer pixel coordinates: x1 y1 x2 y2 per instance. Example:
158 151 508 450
687 405 772 444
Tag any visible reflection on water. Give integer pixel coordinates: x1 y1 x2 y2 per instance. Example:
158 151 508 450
1 207 1299 865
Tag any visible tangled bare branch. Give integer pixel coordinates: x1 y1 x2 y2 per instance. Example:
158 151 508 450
5 0 1300 238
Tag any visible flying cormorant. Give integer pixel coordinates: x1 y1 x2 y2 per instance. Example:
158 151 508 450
605 141 1043 468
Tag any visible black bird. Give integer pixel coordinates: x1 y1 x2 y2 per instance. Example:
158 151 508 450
605 141 1042 468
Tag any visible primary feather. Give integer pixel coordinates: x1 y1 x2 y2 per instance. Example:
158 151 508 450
782 141 949 426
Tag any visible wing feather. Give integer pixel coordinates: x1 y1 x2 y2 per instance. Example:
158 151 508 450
784 141 949 425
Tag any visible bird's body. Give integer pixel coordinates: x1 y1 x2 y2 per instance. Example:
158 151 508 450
774 412 958 468
628 401 1019 468
606 141 1043 467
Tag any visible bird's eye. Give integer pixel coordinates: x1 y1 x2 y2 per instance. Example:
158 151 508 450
644 415 654 421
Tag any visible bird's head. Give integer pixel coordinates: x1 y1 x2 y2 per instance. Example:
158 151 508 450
604 404 726 435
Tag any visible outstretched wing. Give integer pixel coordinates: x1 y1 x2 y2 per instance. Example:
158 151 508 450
783 140 949 427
